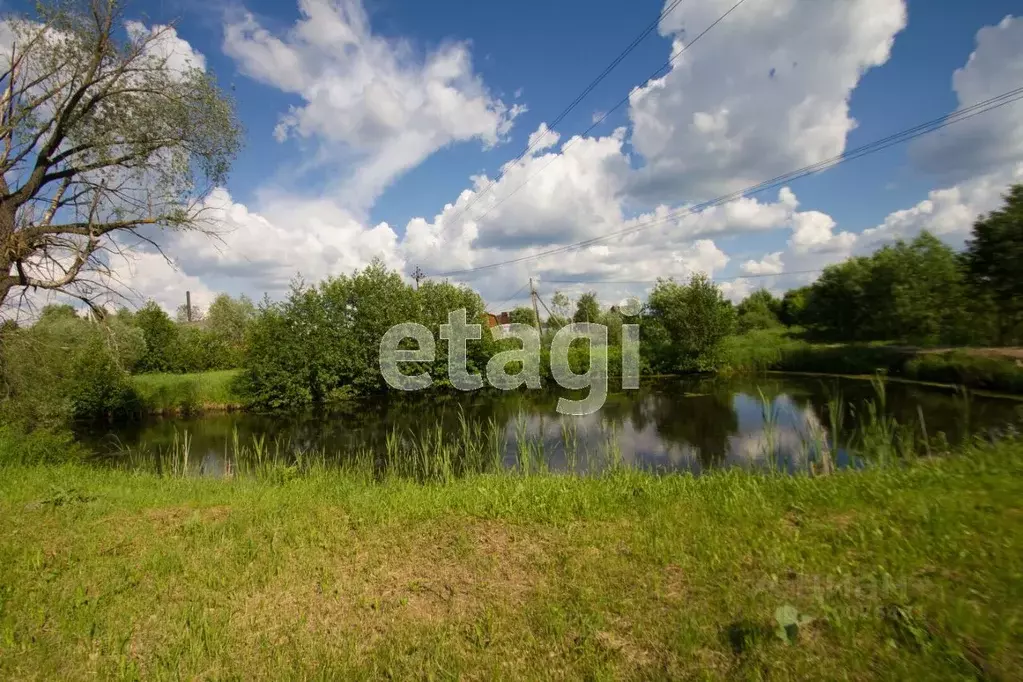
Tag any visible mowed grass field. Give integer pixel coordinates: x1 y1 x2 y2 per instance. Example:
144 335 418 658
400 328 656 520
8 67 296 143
1 440 1021 680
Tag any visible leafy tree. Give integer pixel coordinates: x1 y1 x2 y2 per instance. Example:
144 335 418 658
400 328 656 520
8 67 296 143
573 292 600 323
241 262 503 406
240 297 314 409
241 262 423 406
113 307 136 324
67 334 140 421
601 308 624 346
338 261 421 394
1 312 138 424
204 294 255 367
0 0 241 312
802 232 970 345
133 301 178 372
169 326 232 373
779 287 810 327
175 304 205 324
645 275 736 372
508 306 538 327
206 294 256 346
964 184 1023 344
550 291 571 320
37 304 80 322
736 289 781 333
872 232 969 345
103 314 147 373
803 257 871 340
416 280 489 385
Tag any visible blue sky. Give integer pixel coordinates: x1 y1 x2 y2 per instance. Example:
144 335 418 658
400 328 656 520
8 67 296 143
162 0 1017 227
6 0 1022 311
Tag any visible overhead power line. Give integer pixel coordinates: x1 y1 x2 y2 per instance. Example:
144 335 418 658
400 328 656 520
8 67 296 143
441 0 685 231
486 281 531 313
542 269 823 285
439 84 1023 279
430 0 750 263
489 269 822 310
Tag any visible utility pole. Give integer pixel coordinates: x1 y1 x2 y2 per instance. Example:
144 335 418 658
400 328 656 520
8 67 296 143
411 266 425 290
529 278 542 332
535 289 557 327
185 291 192 323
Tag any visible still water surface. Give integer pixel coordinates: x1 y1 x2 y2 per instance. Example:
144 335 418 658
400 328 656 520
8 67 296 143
80 376 1022 476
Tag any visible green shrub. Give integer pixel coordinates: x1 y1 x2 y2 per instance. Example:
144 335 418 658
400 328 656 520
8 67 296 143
133 301 179 373
240 262 489 408
0 425 87 465
645 275 737 373
67 338 140 420
169 325 235 373
718 328 791 373
736 289 782 334
1 312 141 425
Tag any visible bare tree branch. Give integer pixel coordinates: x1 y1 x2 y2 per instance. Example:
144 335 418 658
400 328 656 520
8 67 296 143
0 0 242 312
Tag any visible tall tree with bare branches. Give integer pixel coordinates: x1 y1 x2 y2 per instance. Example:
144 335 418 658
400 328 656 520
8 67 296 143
0 0 241 314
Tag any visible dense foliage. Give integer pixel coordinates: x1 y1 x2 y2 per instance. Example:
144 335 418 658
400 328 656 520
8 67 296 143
2 184 1022 420
789 187 1023 345
240 262 493 409
963 184 1023 344
0 293 256 423
127 295 256 374
0 306 141 424
799 233 973 345
643 274 737 373
573 292 601 323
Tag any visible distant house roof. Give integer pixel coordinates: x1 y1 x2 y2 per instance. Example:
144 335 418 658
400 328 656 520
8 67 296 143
485 311 512 327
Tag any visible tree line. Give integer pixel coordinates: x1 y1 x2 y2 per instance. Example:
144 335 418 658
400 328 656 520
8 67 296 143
0 294 256 423
776 185 1023 346
2 185 1021 422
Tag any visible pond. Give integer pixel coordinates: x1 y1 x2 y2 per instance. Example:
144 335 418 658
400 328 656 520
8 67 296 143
78 376 1022 477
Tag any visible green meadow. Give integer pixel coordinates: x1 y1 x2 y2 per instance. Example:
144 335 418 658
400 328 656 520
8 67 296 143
1 430 1021 680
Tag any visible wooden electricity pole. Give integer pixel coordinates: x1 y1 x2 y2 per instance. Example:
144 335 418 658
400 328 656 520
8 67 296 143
411 266 425 290
185 291 192 323
529 278 542 331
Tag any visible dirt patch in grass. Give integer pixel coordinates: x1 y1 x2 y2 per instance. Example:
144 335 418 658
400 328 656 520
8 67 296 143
98 504 234 534
595 629 653 667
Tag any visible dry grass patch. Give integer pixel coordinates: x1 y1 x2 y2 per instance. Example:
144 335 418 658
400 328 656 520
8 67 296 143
230 519 551 649
143 504 232 528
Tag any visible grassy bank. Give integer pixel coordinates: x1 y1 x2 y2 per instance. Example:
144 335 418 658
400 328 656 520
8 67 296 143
720 329 1023 394
1 437 1021 679
130 369 245 414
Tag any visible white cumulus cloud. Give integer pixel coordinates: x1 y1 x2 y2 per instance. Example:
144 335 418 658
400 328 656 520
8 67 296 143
42 3 1023 319
627 0 907 203
863 14 1023 249
125 21 207 74
741 252 784 276
223 0 522 210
